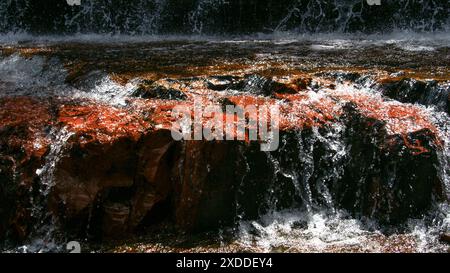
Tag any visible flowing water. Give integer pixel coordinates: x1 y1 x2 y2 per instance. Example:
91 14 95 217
233 79 450 253
0 0 448 34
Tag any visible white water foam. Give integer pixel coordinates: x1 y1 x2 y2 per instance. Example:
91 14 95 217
0 53 67 97
0 53 139 106
0 31 449 46
236 208 449 253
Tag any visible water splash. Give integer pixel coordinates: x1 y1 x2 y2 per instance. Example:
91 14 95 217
234 73 450 253
236 208 449 253
35 128 74 199
0 54 139 105
72 72 139 106
16 128 74 253
0 54 68 97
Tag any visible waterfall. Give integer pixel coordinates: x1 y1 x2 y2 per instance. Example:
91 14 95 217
234 77 450 253
19 128 74 253
0 7 449 251
0 0 447 35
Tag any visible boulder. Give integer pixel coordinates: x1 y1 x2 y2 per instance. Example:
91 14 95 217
380 78 449 113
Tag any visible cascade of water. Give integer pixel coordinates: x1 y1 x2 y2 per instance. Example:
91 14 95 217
0 0 448 34
63 0 169 34
262 122 348 212
0 37 448 252
234 73 450 253
18 128 74 253
188 0 228 34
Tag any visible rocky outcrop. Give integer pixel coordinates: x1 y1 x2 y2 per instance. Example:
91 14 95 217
337 103 443 223
379 78 450 114
133 80 187 101
0 71 447 243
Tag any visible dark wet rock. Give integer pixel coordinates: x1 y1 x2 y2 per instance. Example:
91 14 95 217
317 71 363 83
380 78 450 113
133 81 187 101
441 233 450 244
50 136 137 221
337 72 363 83
232 74 298 96
292 77 313 91
336 103 444 224
102 202 131 238
49 107 175 237
172 141 244 231
206 76 240 91
0 97 52 241
66 70 107 89
381 78 429 102
0 156 16 240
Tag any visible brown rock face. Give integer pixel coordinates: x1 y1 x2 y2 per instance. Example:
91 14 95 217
172 140 244 231
49 104 177 237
